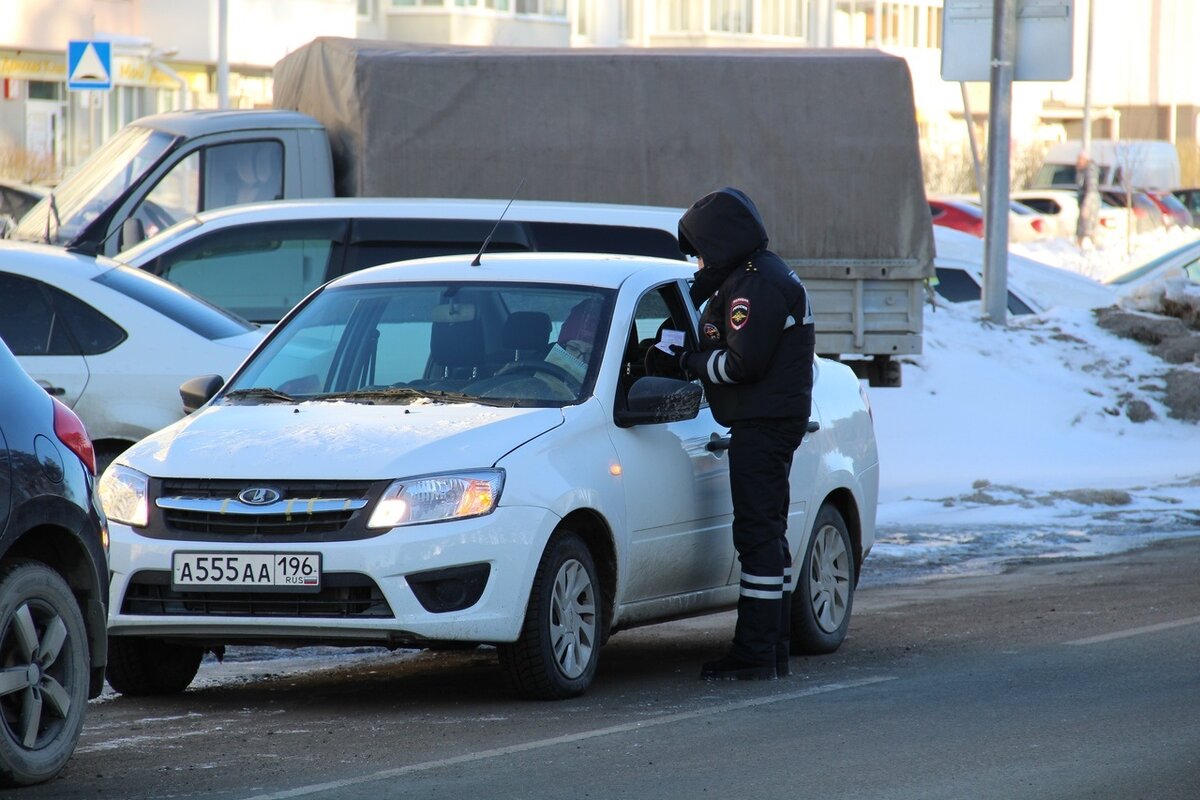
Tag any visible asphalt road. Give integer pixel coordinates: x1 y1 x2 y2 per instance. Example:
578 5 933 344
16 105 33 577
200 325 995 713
31 536 1200 799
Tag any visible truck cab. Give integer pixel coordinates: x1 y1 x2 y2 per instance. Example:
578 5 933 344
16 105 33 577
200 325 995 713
10 110 334 257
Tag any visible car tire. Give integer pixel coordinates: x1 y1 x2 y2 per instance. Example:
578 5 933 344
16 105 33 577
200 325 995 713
0 560 91 787
790 504 855 655
106 637 204 696
498 531 601 700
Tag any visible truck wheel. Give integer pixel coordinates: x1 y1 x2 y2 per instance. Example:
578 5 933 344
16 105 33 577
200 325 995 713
106 637 203 696
0 561 90 787
499 531 601 700
790 505 855 655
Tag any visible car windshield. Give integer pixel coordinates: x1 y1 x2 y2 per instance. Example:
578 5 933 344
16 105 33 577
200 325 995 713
12 126 176 245
226 281 614 408
1106 240 1200 286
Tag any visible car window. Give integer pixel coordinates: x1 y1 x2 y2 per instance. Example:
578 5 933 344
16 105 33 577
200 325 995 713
92 265 255 340
933 267 1034 316
128 150 201 243
230 281 614 408
343 219 531 274
525 222 684 260
616 282 701 409
203 140 284 210
45 285 127 355
0 273 80 356
146 220 343 323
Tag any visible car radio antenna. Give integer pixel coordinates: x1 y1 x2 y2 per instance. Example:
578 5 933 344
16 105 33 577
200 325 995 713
471 176 526 267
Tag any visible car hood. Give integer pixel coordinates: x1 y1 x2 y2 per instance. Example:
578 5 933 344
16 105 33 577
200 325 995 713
119 401 564 480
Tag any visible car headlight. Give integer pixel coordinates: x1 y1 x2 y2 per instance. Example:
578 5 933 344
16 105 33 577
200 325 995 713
368 469 504 529
97 465 150 527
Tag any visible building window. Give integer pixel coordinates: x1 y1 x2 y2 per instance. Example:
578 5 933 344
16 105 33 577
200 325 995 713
711 0 753 33
358 0 373 16
658 0 700 32
760 0 808 38
516 0 566 14
28 81 62 101
391 0 445 7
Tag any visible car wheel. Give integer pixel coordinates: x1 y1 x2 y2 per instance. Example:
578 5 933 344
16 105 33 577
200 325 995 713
498 531 601 700
0 560 90 787
106 637 203 696
790 505 855 655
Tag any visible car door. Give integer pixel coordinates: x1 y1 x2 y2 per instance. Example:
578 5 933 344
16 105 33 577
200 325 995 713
0 273 90 407
607 281 736 602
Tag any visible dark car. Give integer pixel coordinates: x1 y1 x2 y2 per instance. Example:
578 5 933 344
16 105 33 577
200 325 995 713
1172 187 1200 226
0 340 108 786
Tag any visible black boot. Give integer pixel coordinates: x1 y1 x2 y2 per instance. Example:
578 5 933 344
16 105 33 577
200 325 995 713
777 588 792 678
700 652 776 681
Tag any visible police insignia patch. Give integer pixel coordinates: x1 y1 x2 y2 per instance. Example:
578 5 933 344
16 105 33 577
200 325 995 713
703 322 720 341
729 297 750 330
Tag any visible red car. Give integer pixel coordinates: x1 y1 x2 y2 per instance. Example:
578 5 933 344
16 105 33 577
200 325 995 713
929 198 984 237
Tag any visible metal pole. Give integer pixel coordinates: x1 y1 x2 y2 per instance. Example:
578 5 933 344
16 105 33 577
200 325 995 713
217 0 230 108
1075 0 1098 244
960 82 986 199
982 0 1017 325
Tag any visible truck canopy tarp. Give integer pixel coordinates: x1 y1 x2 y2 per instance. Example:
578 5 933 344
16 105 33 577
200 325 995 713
274 37 933 279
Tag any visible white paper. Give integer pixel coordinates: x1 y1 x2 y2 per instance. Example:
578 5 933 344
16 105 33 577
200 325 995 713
654 329 685 354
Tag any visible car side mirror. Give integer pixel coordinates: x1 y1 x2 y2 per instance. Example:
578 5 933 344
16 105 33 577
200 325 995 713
614 377 702 428
180 374 224 415
120 217 146 250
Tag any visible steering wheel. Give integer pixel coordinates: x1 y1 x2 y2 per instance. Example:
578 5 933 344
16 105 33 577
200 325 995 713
496 360 582 390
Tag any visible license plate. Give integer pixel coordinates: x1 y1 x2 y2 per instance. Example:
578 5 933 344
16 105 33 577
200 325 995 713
172 552 321 592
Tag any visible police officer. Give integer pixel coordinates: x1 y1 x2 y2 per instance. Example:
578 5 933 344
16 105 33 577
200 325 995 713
649 187 815 680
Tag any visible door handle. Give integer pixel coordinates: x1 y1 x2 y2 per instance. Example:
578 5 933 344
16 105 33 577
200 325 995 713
706 420 819 452
37 380 66 397
706 434 730 452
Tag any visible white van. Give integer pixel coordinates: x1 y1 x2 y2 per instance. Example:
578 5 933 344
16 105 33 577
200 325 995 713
1032 140 1181 190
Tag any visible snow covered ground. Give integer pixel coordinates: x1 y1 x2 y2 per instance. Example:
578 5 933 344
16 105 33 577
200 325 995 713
866 225 1200 584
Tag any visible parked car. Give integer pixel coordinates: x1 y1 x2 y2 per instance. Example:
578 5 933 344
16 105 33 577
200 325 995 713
929 197 984 237
1105 237 1200 289
0 178 48 223
1012 188 1128 240
118 198 687 324
100 251 879 700
1144 189 1193 228
1171 187 1200 226
0 242 265 471
931 227 1115 313
1100 188 1167 234
0 339 109 786
929 197 1050 242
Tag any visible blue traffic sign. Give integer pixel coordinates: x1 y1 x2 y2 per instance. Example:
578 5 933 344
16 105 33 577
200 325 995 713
67 40 112 90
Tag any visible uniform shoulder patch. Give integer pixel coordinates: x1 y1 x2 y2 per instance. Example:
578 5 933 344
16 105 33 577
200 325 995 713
729 297 750 330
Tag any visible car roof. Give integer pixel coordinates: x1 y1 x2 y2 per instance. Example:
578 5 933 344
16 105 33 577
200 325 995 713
331 251 693 291
0 240 113 280
131 109 323 137
146 197 682 235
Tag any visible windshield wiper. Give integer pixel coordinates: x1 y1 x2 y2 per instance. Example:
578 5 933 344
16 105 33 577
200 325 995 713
316 387 517 407
223 387 299 403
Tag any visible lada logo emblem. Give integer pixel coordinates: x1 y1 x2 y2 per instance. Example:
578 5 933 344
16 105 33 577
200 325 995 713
238 487 282 506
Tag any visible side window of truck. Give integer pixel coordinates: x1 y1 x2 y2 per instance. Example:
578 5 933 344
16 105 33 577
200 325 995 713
130 151 201 243
203 141 284 210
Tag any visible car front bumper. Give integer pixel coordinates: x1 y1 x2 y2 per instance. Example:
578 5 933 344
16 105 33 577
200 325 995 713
106 504 558 645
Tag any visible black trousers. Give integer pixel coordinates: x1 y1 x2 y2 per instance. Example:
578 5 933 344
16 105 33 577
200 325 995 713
727 417 809 664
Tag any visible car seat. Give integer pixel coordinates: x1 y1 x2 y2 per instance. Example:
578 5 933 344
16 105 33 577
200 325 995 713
421 318 487 390
491 311 551 366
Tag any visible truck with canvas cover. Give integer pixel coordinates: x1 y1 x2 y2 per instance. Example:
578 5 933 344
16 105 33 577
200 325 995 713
10 38 933 386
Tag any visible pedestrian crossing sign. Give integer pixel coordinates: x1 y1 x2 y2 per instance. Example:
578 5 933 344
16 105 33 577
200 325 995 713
67 40 112 90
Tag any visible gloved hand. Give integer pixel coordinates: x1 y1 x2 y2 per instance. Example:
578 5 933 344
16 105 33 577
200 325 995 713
644 343 692 380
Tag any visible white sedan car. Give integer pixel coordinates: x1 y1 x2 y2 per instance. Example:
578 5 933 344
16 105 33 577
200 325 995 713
100 253 879 699
0 242 264 469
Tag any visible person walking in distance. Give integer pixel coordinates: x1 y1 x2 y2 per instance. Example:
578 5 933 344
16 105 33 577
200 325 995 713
648 187 815 680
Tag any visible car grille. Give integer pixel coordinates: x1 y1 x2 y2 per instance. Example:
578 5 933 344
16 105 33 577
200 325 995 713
121 571 393 618
147 479 383 543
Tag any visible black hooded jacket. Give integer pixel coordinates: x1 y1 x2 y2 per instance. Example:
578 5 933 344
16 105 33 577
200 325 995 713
677 188 815 426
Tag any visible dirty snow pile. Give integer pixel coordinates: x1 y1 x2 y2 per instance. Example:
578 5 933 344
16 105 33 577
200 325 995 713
868 226 1200 579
